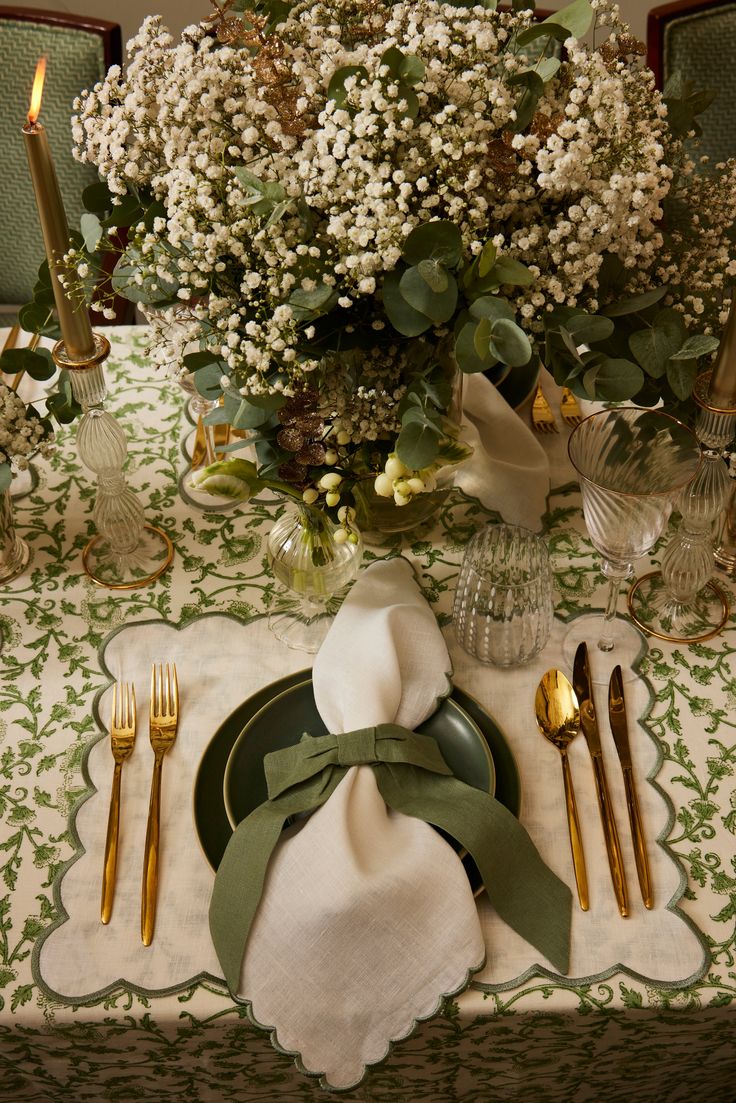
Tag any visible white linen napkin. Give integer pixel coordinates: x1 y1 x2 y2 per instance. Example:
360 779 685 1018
457 373 550 530
235 558 486 1090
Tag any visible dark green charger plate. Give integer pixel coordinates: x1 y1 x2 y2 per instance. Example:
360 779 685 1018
223 680 495 827
193 670 521 892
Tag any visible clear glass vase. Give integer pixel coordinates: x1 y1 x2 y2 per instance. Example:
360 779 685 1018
267 503 363 653
0 488 30 584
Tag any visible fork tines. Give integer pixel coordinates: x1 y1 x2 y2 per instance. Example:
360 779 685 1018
531 384 558 434
560 387 583 427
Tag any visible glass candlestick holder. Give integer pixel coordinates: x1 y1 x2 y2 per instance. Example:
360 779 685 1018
628 372 733 642
53 335 174 589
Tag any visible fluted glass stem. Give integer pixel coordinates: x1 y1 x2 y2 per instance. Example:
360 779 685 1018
53 334 173 588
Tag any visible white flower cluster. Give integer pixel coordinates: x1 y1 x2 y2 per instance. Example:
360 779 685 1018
71 0 675 431
0 385 50 471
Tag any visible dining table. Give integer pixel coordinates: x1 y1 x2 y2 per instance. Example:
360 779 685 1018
0 324 734 1103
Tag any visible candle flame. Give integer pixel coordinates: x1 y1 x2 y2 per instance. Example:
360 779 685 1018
28 57 47 125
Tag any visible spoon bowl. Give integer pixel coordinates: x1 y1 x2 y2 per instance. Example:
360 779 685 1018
535 669 589 911
535 669 580 751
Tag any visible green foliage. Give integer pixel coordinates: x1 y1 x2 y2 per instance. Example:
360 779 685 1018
545 279 721 406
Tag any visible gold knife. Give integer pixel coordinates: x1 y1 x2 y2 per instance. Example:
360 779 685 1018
609 665 653 909
572 642 629 917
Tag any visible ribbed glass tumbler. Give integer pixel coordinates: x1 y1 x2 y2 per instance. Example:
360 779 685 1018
453 524 554 666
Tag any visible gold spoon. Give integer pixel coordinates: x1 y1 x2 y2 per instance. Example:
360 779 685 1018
535 669 589 911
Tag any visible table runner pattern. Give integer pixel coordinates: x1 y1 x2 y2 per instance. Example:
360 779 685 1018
0 328 734 1101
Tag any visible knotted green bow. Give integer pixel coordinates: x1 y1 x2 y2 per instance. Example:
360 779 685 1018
209 724 571 993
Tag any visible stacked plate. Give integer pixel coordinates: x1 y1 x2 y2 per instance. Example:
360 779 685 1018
194 672 520 894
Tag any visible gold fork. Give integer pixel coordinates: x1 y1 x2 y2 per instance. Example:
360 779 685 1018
560 387 583 427
531 384 558 433
100 682 137 924
141 662 179 946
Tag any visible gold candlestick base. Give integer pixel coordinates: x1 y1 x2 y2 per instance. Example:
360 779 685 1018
53 336 174 589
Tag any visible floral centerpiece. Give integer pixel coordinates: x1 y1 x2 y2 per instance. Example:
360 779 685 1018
30 0 734 530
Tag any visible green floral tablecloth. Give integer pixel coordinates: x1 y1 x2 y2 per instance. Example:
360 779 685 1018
0 329 734 1102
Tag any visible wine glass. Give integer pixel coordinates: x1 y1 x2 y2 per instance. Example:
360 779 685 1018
564 408 702 670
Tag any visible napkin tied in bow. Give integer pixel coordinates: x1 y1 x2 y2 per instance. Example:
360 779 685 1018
211 723 571 993
207 558 571 1090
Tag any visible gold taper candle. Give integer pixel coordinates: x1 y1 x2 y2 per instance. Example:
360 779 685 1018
22 57 95 360
708 295 736 408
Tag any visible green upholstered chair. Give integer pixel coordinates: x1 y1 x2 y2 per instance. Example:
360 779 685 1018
648 0 736 164
0 8 121 322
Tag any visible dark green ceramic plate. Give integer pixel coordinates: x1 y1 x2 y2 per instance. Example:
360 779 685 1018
223 680 495 829
193 671 521 891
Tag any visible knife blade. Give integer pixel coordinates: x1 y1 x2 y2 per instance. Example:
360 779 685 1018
609 665 653 909
572 642 629 917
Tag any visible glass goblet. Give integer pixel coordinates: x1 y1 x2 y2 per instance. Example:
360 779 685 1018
565 408 701 667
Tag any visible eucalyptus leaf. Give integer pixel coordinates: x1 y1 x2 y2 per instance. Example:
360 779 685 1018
565 313 615 343
489 256 534 287
522 0 592 40
17 302 57 338
0 347 55 382
469 296 515 323
515 21 568 47
474 317 493 360
289 283 335 312
102 193 143 229
82 180 113 215
379 46 404 76
584 357 644 401
667 357 698 400
399 266 457 323
327 65 368 107
477 241 497 279
455 321 498 373
487 318 532 367
111 247 179 304
80 212 103 253
417 259 449 293
603 285 668 317
383 270 433 336
670 334 721 361
629 320 682 378
194 362 225 401
508 69 545 94
402 221 463 267
396 417 441 469
183 350 225 373
398 53 425 85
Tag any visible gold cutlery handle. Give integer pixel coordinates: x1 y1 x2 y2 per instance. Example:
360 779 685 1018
623 766 653 909
591 756 629 917
141 755 163 946
561 751 589 911
100 761 123 924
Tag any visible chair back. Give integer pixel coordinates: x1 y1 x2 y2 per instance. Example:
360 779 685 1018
0 8 121 306
648 0 736 164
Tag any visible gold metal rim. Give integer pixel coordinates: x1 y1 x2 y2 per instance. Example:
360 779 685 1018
52 333 111 372
82 525 174 590
693 370 736 416
567 407 703 500
627 570 730 643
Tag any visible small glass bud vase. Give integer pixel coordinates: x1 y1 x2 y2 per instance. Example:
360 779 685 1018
0 487 30 583
267 503 363 653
